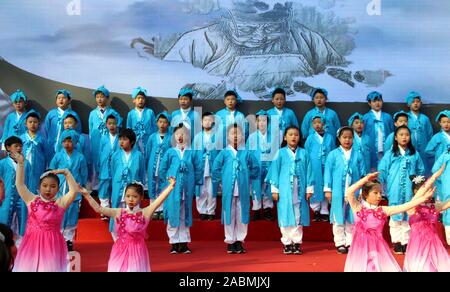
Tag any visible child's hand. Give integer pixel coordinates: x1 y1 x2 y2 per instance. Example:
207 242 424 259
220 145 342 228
51 169 69 176
306 193 312 201
365 172 379 182
168 177 176 188
325 192 332 203
11 151 24 164
272 193 279 202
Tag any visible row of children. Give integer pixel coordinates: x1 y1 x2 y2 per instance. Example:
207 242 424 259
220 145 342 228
0 85 449 257
5 148 449 272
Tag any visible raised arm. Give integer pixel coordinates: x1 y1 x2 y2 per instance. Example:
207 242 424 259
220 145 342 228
56 169 81 209
383 186 436 216
143 177 176 219
79 186 120 218
346 172 379 211
13 152 35 205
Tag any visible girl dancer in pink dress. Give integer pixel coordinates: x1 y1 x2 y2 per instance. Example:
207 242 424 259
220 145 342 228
12 152 79 272
80 177 175 272
344 168 441 272
403 174 450 272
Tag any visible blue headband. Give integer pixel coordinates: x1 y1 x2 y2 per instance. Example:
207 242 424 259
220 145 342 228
367 91 382 102
348 112 363 126
60 129 79 146
56 89 72 99
310 87 328 99
10 89 27 102
93 85 110 98
131 87 147 99
406 91 421 106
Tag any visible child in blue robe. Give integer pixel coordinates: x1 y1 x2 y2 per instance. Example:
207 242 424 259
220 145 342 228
406 91 434 176
348 112 371 174
89 86 122 187
193 112 220 221
126 87 156 153
0 136 32 244
384 111 409 152
109 128 146 239
246 110 275 221
97 113 121 216
378 125 425 254
20 110 46 194
432 149 450 246
301 87 340 139
1 90 29 150
145 112 172 220
213 123 259 254
266 126 313 255
170 88 201 143
305 113 336 222
362 91 394 171
266 88 299 142
216 90 249 147
324 127 366 254
159 124 202 254
49 130 88 251
44 89 82 161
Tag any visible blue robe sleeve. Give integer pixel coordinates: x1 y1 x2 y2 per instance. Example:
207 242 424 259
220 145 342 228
211 151 224 186
266 151 281 189
80 156 88 186
192 150 203 185
248 151 260 180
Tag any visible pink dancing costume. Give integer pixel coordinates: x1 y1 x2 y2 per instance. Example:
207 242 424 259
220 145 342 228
345 205 401 272
108 209 151 272
404 204 450 272
13 197 68 272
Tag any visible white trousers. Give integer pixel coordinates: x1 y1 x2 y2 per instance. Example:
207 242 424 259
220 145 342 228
310 200 329 214
280 201 303 245
252 195 274 211
332 223 354 247
446 226 450 246
196 177 216 215
63 226 77 242
389 219 410 245
223 197 248 244
167 200 191 244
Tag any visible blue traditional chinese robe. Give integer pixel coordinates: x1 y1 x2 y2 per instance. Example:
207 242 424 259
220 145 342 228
304 132 336 203
145 132 172 199
301 107 341 139
212 146 259 225
323 147 366 225
378 148 425 221
159 147 203 227
266 147 313 228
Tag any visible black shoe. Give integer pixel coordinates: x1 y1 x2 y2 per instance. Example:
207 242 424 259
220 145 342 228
66 241 73 252
393 242 403 254
313 211 320 222
235 241 246 254
402 244 407 254
179 243 191 254
293 243 303 255
320 214 330 222
252 210 262 221
207 214 215 221
227 244 236 254
263 208 274 221
170 244 179 254
283 244 293 255
337 245 347 254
